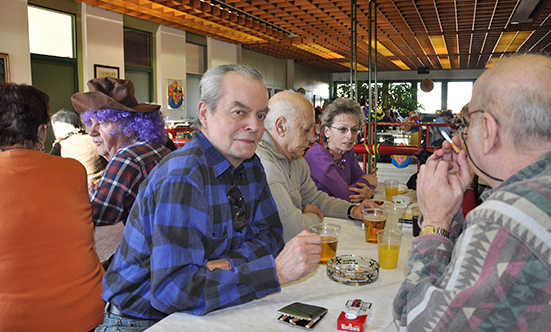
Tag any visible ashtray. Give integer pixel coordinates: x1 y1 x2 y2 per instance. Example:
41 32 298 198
326 255 379 286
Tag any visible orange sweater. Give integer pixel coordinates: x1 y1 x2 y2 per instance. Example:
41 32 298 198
0 149 105 331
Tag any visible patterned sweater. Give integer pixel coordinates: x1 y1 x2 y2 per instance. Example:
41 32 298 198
394 151 551 331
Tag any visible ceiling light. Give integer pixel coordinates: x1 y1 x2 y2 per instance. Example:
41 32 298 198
438 57 451 69
294 43 345 59
429 36 447 55
339 62 370 71
391 60 410 70
494 31 534 53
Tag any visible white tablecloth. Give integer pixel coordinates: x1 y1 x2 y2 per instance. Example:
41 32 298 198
146 214 412 332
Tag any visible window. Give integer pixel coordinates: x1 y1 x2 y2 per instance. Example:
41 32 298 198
28 5 74 58
417 82 442 114
447 81 473 113
124 28 153 103
186 43 206 75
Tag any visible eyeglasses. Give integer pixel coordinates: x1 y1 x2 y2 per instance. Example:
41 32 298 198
330 126 359 135
227 185 247 232
458 110 484 130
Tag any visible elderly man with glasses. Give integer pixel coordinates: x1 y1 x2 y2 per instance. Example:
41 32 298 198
95 64 321 331
393 54 551 330
256 90 376 243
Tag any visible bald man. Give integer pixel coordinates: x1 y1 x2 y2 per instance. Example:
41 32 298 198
256 90 375 242
394 54 551 330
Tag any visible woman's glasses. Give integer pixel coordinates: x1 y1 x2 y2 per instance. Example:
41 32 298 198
330 126 359 135
227 185 247 232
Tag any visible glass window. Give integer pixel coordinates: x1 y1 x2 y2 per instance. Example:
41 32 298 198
186 43 205 75
28 6 74 58
447 81 473 113
417 82 442 114
124 28 152 68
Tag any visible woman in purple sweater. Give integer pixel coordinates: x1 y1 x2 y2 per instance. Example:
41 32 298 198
304 98 377 203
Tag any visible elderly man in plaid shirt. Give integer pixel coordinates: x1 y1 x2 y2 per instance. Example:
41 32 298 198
94 64 322 331
72 77 172 227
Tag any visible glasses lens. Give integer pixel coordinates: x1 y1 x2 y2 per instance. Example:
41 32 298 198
233 211 247 232
338 127 348 134
228 186 244 208
227 185 247 232
350 128 359 135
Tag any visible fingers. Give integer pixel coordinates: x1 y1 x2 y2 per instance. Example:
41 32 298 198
294 230 322 245
276 233 322 285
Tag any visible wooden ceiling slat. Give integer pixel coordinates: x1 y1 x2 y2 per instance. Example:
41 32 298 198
77 0 548 72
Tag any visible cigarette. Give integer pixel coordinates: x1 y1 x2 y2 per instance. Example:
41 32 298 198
441 131 460 154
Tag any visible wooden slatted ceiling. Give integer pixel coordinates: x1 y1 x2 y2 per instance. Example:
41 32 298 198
77 0 551 72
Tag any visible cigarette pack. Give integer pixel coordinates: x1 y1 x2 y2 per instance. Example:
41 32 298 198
337 301 372 332
277 302 328 329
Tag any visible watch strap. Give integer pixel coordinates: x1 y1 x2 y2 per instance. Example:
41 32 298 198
420 225 450 238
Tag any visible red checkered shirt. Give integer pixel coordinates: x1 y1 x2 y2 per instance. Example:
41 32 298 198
90 140 171 226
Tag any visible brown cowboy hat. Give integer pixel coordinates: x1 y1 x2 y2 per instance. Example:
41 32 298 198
71 77 159 114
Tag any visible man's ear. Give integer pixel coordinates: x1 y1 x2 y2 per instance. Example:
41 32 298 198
197 101 209 129
275 116 287 137
480 112 500 155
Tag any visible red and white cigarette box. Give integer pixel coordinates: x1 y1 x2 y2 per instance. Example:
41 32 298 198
337 311 368 332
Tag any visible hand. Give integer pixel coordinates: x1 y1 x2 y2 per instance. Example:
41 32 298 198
361 174 378 187
303 204 324 220
348 182 373 203
417 138 472 230
206 258 232 271
275 230 321 285
349 199 377 220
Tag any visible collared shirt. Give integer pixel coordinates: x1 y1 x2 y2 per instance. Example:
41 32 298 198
90 140 171 226
394 151 551 330
102 132 283 318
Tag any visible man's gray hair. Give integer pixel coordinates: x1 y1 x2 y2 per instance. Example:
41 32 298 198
474 54 551 151
194 64 264 129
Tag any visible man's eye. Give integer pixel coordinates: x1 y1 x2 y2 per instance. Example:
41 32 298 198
235 110 243 115
257 113 266 120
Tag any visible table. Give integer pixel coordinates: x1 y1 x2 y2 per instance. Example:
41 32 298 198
146 213 412 332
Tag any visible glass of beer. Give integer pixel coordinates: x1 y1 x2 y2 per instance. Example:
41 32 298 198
310 223 341 264
377 229 403 269
384 179 399 201
363 208 388 243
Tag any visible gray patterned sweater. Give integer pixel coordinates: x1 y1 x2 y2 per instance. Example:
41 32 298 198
394 151 551 331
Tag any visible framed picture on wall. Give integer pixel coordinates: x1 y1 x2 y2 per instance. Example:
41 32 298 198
94 64 119 79
167 78 184 110
0 53 9 83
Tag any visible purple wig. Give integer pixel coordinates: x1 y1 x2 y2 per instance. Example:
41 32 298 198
81 108 167 144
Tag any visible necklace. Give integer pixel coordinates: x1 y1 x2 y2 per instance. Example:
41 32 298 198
324 144 346 170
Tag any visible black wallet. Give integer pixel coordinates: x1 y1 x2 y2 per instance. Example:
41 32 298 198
277 302 328 329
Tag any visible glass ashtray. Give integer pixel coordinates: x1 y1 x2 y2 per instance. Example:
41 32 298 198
326 255 379 286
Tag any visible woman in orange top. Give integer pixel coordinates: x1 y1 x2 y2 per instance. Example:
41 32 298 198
0 83 105 331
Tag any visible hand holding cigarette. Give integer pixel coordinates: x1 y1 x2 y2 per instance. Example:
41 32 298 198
441 131 460 154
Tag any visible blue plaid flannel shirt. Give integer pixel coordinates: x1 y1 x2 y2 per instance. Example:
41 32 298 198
102 132 284 318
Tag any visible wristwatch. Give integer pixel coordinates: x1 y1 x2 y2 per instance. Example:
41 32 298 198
419 225 450 238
